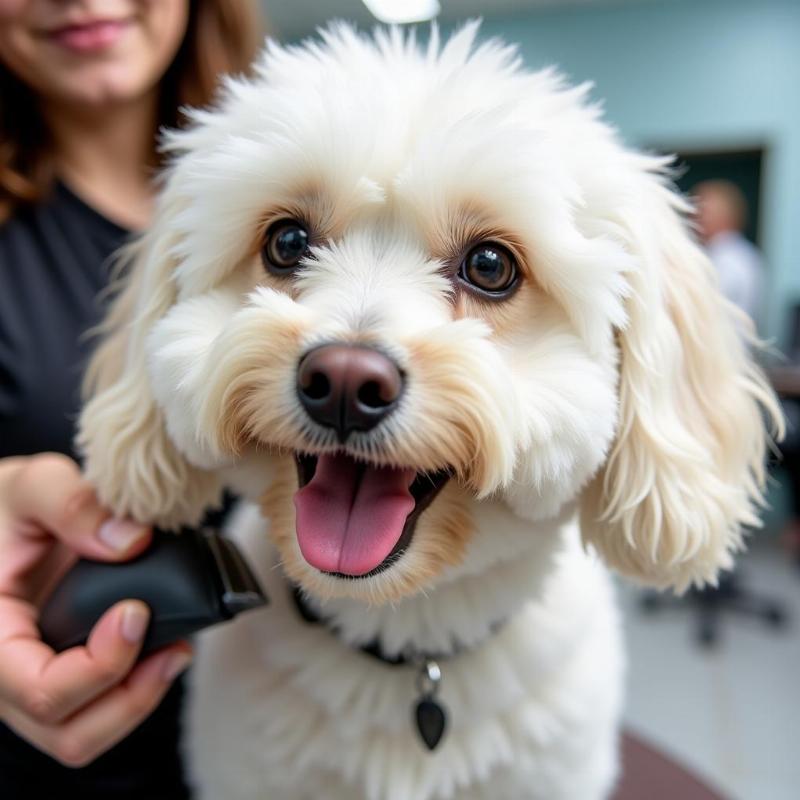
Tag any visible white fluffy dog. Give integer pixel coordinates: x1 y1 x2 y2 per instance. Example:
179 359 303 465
78 23 780 800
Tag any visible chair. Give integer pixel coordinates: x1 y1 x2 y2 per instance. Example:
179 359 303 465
640 571 786 647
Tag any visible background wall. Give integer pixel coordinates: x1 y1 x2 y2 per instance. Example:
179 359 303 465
467 0 800 350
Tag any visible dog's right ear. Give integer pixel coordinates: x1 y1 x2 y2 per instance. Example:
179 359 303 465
579 165 782 592
77 196 220 529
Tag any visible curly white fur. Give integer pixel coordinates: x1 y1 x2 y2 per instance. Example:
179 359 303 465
78 21 781 800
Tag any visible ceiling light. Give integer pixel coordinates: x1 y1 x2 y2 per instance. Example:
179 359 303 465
360 0 441 25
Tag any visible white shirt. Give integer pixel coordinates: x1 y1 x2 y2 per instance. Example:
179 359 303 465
706 230 763 326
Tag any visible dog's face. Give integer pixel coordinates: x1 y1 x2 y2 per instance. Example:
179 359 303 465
80 24 779 604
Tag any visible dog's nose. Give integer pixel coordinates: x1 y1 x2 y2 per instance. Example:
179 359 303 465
296 344 403 441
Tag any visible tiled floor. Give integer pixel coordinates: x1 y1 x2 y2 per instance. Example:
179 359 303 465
619 538 800 800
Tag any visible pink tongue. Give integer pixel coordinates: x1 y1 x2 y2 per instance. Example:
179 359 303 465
294 454 416 576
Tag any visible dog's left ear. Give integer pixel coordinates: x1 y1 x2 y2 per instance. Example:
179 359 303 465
77 195 221 529
580 167 783 592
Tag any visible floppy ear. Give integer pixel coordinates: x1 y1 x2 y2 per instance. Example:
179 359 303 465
77 195 221 530
580 167 782 592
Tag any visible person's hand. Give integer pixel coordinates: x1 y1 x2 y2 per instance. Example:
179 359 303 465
0 453 192 767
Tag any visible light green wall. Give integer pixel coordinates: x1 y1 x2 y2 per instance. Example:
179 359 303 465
471 0 800 349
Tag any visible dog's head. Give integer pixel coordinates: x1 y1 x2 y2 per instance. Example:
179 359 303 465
79 23 781 604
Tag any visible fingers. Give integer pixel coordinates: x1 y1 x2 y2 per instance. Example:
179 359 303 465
38 600 153 722
2 643 192 768
0 453 172 768
0 600 150 725
6 453 151 561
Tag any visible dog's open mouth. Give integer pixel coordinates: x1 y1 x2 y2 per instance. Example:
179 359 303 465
293 453 450 578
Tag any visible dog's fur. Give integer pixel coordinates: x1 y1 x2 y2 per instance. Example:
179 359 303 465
78 23 781 800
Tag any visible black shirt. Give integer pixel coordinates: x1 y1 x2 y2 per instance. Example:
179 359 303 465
0 183 190 799
0 181 124 459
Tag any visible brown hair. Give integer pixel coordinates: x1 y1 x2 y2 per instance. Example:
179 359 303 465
0 0 264 223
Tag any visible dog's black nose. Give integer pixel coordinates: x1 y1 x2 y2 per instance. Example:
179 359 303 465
296 344 403 441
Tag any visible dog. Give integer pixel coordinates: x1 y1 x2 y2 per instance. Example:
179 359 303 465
78 22 781 800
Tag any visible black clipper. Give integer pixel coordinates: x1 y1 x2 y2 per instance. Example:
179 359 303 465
38 528 268 654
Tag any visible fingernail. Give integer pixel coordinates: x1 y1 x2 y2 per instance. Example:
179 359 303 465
120 602 150 644
98 518 148 552
162 652 192 682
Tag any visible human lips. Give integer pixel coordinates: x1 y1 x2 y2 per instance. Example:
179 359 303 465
46 18 132 53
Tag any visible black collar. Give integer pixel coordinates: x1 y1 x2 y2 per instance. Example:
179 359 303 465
290 584 421 666
289 583 507 667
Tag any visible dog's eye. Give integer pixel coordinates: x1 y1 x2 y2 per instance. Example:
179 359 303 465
262 219 310 274
459 243 518 295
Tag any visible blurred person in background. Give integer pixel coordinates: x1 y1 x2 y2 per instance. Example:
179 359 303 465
0 1 262 798
693 179 763 329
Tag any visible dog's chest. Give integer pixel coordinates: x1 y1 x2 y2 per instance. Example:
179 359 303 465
184 507 624 800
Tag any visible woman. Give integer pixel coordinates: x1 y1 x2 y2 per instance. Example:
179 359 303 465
0 2 262 797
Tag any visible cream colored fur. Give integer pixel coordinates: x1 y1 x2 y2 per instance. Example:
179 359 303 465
78 22 782 800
